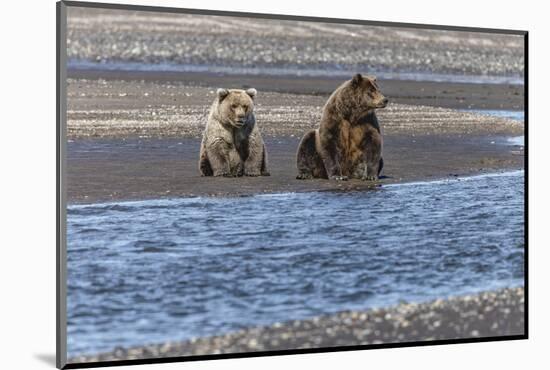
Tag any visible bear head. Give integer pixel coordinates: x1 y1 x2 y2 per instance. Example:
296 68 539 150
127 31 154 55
216 88 257 128
347 73 389 112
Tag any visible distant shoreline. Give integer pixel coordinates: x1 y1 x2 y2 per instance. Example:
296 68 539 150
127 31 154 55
68 286 525 363
67 6 524 79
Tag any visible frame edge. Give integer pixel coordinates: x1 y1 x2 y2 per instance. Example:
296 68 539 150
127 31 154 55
62 0 527 35
57 1 68 368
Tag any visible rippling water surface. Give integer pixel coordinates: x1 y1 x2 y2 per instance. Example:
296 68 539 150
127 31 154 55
67 60 525 85
467 110 524 121
67 171 524 356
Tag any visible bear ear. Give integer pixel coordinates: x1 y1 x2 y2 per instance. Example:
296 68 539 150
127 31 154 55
245 88 257 99
351 73 363 87
217 88 230 101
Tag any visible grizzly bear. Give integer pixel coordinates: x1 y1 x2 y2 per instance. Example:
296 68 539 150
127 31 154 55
199 88 269 177
296 74 388 181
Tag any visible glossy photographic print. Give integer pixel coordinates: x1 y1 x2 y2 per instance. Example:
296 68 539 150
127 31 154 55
56 1 527 368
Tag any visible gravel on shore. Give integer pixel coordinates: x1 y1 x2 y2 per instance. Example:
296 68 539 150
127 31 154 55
68 287 524 364
66 7 524 78
67 79 523 139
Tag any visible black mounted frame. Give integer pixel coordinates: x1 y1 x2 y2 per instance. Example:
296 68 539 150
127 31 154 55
56 1 528 368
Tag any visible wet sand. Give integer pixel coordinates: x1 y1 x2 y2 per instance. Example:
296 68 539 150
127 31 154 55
68 286 524 363
67 135 523 204
66 77 523 204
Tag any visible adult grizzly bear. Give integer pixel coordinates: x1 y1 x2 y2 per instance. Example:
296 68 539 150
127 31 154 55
296 74 388 181
199 88 269 177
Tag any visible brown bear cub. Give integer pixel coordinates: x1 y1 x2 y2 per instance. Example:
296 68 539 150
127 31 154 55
296 74 388 181
199 88 269 177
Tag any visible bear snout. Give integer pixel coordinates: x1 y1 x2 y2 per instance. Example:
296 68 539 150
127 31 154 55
377 97 389 108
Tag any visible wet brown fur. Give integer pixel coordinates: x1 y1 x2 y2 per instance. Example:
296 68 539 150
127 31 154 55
199 88 269 177
296 74 388 181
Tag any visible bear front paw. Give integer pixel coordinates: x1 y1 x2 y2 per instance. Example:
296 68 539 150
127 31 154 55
330 175 348 181
244 171 261 177
296 173 313 180
361 175 378 181
214 171 234 177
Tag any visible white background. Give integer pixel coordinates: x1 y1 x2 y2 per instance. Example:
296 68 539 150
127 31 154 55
1 0 547 369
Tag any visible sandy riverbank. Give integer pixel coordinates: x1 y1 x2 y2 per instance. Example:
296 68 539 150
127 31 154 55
64 5 525 204
68 286 524 363
66 78 523 204
67 134 523 204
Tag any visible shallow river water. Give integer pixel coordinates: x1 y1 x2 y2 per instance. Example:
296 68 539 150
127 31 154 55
67 170 525 356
